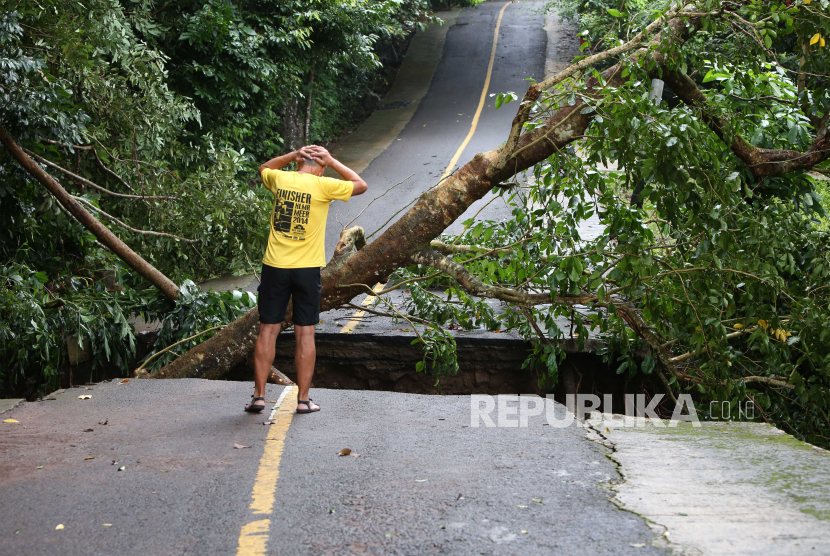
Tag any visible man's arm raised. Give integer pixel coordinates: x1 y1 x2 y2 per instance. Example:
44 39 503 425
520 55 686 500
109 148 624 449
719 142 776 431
308 146 367 195
258 147 314 176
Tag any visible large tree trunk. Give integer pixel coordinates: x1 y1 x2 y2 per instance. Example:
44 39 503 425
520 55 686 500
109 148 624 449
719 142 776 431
0 127 180 301
139 11 704 381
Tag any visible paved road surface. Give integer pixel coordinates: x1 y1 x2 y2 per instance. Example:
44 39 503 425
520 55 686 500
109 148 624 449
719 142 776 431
0 380 665 555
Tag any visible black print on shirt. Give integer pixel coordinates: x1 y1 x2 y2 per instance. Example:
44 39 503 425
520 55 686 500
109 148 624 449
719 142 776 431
272 188 312 241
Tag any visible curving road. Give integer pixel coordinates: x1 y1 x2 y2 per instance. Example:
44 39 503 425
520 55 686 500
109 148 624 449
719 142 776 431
324 0 549 256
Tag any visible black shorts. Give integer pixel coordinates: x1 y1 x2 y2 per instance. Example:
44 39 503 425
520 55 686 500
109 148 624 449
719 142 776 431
258 265 322 326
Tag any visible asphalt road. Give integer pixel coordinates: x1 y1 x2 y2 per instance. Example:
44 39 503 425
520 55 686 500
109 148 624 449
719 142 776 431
0 380 666 555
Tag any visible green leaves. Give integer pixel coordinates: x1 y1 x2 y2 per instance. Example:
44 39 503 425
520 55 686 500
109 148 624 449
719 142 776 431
492 92 518 110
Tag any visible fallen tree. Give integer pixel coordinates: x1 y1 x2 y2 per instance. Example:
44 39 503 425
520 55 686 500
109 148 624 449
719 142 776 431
136 4 697 379
145 0 824 379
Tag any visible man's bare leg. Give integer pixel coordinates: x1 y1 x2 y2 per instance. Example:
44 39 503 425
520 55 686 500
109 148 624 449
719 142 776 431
250 323 281 410
294 325 319 410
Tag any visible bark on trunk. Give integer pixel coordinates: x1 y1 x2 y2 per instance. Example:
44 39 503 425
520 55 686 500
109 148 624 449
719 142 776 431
304 66 315 144
0 126 180 301
281 97 304 152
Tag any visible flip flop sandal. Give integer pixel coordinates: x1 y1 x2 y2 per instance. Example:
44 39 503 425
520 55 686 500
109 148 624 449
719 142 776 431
296 399 320 414
244 396 266 413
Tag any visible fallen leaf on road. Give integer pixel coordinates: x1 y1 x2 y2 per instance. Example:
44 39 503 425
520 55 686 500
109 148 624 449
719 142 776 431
36 466 43 469
457 494 464 500
160 469 168 472
102 523 112 527
338 448 352 456
385 533 395 538
630 543 646 548
3 419 18 423
349 452 361 458
606 428 610 433
263 420 274 425
78 395 91 400
394 328 411 332
55 524 65 530
328 508 336 514
516 505 528 509
234 443 251 449
84 457 94 460
83 428 94 432
532 498 543 503
117 466 125 471
440 524 446 529
415 479 428 482
521 530 529 534
119 379 130 384
99 420 108 425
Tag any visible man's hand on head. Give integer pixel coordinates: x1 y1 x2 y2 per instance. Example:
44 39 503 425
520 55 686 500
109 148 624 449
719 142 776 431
306 146 336 167
295 146 315 161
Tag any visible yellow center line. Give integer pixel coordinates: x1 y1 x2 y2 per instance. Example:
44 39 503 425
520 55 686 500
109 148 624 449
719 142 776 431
236 385 298 556
339 282 385 334
440 0 512 180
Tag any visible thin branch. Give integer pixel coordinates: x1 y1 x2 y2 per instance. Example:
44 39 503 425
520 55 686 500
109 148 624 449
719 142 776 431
344 303 432 327
42 139 135 191
244 251 261 283
741 376 795 389
25 150 177 200
412 249 594 306
669 328 753 364
344 174 414 229
72 196 198 243
136 326 225 373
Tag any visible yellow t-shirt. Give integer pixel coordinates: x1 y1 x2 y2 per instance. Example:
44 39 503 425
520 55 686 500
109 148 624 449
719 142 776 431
261 168 353 268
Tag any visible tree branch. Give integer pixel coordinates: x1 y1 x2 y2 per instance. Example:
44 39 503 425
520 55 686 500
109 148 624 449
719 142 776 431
71 196 198 243
657 65 830 178
0 126 179 301
741 376 795 389
411 249 593 306
25 149 177 200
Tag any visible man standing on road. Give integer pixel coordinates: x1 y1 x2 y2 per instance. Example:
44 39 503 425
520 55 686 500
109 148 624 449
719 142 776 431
246 146 367 414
